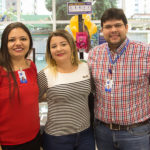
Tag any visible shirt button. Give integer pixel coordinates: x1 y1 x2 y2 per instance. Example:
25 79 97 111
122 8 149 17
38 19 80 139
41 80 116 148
111 93 113 97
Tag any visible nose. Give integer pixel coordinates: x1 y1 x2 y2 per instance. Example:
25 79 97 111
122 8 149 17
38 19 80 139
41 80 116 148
56 45 62 51
15 39 21 45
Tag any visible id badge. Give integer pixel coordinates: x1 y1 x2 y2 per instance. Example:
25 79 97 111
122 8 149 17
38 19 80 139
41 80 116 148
18 70 27 83
105 79 113 92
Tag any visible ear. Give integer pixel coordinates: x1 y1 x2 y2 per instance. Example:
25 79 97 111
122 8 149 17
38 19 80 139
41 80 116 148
125 24 128 32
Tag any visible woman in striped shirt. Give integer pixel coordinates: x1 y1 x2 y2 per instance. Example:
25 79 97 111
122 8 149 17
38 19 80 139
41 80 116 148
38 30 95 150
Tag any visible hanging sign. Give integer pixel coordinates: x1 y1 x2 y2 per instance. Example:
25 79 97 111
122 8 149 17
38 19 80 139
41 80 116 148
76 32 88 51
67 2 92 15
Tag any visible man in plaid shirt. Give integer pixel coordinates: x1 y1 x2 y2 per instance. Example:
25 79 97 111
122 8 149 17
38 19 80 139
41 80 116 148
88 8 150 150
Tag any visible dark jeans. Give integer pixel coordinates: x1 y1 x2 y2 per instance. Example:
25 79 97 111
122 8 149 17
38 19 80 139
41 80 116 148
42 127 95 150
95 120 150 150
2 131 41 150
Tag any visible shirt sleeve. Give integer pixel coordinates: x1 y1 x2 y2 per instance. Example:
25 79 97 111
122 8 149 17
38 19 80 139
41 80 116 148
38 70 48 100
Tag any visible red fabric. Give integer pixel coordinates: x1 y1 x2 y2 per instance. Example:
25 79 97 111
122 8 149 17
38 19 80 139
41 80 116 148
0 61 40 145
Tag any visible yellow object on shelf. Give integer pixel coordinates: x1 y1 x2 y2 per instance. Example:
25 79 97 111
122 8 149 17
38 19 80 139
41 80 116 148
65 14 97 39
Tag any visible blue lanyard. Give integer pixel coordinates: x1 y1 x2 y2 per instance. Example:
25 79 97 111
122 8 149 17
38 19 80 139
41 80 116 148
106 39 129 65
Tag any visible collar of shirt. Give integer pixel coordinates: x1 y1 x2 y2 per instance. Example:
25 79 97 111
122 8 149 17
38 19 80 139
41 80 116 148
109 38 129 56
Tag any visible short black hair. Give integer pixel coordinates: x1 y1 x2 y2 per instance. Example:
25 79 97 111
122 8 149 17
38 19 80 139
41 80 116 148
101 8 128 27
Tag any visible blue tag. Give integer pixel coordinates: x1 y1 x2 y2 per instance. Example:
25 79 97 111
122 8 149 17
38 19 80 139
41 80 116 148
18 70 27 83
105 79 113 92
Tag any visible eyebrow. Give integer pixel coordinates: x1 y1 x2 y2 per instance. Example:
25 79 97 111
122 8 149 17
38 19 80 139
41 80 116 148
8 36 27 39
51 40 67 45
60 41 67 43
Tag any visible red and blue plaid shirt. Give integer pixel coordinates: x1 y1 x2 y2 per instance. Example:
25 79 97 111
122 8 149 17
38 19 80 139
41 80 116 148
88 38 150 125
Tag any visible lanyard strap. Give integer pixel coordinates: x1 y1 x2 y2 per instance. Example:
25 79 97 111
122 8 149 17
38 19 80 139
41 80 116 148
107 39 129 65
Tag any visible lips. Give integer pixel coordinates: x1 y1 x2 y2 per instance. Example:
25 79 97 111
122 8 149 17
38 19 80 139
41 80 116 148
110 34 119 37
57 53 64 56
109 34 120 41
13 48 24 52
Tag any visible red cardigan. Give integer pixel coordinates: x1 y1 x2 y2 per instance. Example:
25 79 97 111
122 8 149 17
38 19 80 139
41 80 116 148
0 61 40 145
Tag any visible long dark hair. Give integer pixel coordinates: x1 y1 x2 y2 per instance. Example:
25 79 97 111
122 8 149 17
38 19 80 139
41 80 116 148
0 22 33 99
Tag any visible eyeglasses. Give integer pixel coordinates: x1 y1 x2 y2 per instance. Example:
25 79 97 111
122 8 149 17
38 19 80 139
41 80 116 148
103 23 124 30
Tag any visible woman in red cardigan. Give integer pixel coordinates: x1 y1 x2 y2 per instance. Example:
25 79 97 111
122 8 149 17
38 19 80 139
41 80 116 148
0 22 41 150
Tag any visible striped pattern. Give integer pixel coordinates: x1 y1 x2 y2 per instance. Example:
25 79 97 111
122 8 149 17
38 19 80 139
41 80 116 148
88 38 150 125
38 62 91 136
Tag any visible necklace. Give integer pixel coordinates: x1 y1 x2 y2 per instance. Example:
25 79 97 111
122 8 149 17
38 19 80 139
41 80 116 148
13 59 30 71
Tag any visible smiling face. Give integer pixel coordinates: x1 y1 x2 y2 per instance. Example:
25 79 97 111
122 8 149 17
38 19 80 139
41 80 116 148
101 19 128 50
7 27 30 60
50 36 72 65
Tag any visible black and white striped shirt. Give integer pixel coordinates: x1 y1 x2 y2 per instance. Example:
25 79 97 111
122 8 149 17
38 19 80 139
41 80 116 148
38 62 91 136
